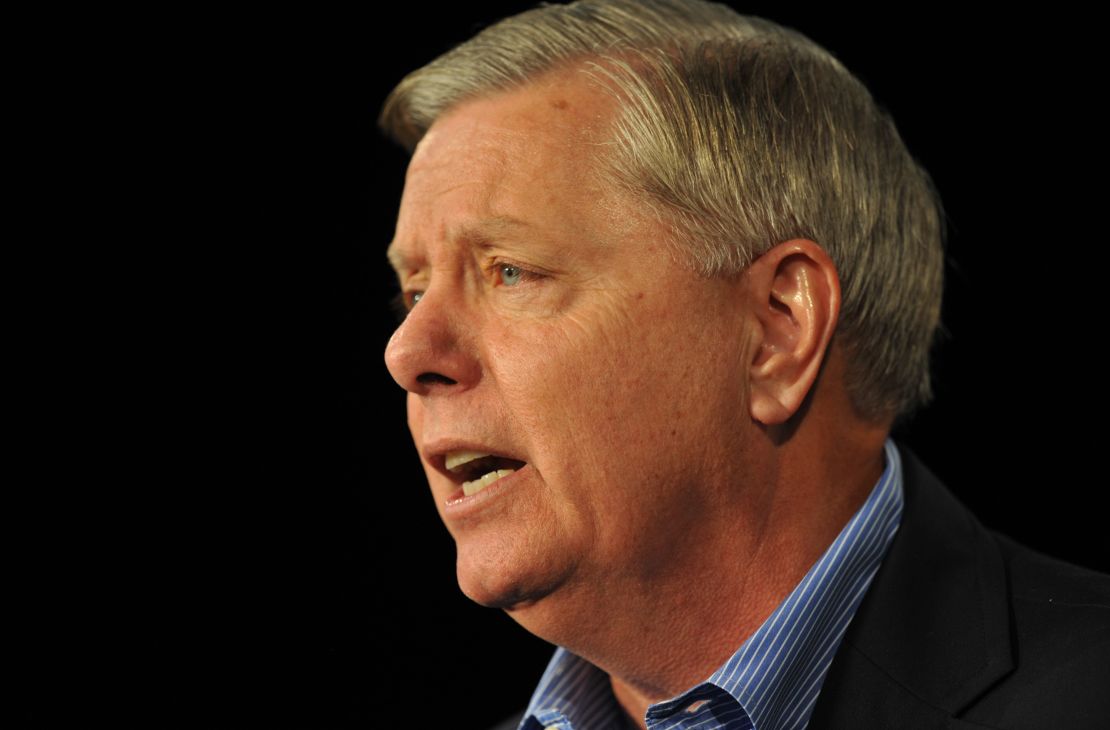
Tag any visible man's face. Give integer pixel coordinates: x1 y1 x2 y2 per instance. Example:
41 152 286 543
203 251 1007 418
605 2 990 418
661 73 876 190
385 71 757 616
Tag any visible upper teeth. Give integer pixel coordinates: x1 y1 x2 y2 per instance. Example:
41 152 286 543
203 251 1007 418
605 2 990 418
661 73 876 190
446 451 489 472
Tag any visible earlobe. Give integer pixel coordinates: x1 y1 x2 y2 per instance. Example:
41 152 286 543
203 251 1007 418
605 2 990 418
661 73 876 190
746 240 841 425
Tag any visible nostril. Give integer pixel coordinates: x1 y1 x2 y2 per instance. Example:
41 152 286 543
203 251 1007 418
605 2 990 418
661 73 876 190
416 372 458 386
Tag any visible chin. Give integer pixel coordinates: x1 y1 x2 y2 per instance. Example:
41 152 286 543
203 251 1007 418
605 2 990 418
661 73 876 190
459 579 542 611
454 541 573 612
456 559 555 611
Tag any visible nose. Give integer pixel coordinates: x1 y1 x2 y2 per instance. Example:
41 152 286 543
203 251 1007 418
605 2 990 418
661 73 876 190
384 286 481 395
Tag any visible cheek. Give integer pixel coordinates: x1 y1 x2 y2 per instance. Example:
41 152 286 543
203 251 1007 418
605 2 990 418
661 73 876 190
480 315 635 521
487 311 625 423
489 302 680 481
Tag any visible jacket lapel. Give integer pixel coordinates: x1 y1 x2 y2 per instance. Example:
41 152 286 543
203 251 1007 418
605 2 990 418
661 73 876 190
809 445 1014 728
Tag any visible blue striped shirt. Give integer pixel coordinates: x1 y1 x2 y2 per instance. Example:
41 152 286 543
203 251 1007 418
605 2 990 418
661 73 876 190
519 439 904 730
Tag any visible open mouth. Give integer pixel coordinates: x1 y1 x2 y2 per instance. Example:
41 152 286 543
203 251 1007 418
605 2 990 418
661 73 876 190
446 451 528 496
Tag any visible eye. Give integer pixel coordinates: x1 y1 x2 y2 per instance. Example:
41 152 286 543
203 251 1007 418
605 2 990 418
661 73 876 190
498 264 524 287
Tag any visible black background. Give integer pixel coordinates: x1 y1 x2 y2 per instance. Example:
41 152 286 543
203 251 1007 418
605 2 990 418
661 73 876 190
19 3 1109 727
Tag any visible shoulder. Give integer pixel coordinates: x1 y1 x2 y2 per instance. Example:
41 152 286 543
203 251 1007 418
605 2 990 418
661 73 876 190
997 531 1110 607
813 444 1110 728
900 444 1110 726
963 534 1110 727
900 444 1109 634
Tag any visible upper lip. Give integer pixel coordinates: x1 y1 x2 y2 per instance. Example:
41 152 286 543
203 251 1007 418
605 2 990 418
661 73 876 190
422 441 528 484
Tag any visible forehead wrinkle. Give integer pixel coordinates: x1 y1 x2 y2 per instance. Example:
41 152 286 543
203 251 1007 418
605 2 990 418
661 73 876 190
447 214 532 245
387 214 535 276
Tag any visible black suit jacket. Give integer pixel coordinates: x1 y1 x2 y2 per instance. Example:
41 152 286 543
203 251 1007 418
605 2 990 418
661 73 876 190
490 446 1110 729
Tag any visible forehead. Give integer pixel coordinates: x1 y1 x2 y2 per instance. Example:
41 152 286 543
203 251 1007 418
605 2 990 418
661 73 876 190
420 66 616 167
387 69 634 271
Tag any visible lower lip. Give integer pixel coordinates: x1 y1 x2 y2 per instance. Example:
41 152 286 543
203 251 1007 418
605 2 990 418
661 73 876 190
442 464 530 520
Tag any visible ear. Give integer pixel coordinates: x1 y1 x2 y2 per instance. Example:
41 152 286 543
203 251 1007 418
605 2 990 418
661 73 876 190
744 239 841 425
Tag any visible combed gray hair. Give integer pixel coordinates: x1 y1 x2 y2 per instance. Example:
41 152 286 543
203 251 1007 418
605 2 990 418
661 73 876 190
379 0 944 423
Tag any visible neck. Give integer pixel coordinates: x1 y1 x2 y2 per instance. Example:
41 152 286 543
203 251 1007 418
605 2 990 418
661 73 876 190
510 422 890 727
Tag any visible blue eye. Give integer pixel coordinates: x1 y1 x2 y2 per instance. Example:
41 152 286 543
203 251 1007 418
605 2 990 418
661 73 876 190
500 264 524 287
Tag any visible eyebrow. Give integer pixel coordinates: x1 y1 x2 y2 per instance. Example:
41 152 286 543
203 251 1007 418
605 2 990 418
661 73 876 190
386 215 533 274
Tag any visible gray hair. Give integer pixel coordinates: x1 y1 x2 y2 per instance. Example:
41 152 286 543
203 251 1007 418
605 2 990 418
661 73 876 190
379 0 944 423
